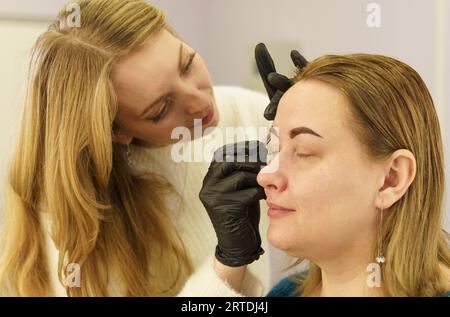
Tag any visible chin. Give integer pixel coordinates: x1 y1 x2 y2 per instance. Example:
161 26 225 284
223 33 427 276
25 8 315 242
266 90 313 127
267 226 292 253
206 103 220 129
267 224 309 259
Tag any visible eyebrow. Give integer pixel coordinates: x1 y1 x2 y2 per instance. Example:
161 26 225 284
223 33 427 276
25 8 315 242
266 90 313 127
289 127 323 139
269 126 323 139
139 43 185 118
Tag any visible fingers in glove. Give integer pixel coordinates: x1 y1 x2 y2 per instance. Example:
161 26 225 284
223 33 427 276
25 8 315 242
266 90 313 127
263 90 283 121
263 103 277 121
255 43 277 99
214 141 267 165
291 50 308 69
268 72 292 92
216 170 260 192
232 140 267 164
206 162 263 182
235 186 266 205
247 202 262 229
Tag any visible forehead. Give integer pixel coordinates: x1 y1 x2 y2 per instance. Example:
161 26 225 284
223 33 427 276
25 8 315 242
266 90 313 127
275 79 352 139
112 29 180 102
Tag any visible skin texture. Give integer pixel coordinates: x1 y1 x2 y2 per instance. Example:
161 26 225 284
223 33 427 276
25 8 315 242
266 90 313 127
257 80 417 296
112 29 219 147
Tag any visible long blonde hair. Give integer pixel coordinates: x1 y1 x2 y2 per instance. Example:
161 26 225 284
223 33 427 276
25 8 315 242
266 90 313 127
293 54 450 296
0 0 192 296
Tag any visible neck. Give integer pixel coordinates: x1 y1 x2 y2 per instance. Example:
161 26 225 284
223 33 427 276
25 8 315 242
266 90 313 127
313 232 387 296
318 262 386 297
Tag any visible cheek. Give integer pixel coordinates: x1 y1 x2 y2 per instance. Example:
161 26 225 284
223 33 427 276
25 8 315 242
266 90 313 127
267 166 340 253
270 159 378 256
291 168 349 248
134 119 182 145
294 159 375 219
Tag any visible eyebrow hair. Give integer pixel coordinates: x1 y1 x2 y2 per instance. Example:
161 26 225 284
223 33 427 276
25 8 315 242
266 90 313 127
289 127 323 139
269 125 323 140
139 43 185 118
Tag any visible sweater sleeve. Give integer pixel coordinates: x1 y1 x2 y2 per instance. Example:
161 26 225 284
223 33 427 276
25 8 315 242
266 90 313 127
177 256 265 297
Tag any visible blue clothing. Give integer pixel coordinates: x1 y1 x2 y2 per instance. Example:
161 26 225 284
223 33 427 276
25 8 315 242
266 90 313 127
267 272 450 297
266 272 306 297
266 275 301 297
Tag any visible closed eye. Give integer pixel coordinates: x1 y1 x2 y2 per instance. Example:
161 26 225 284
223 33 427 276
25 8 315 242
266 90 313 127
182 52 196 75
150 98 173 123
295 151 313 159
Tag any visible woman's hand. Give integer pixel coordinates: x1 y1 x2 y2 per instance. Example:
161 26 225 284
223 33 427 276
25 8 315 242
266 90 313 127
200 141 267 269
255 42 308 120
213 258 247 292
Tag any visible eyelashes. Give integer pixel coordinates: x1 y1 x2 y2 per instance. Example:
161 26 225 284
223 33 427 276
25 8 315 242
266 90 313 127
182 52 196 75
265 135 313 163
296 152 313 159
150 98 173 123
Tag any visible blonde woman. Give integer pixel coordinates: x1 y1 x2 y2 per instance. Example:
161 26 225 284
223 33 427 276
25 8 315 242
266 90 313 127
200 53 450 296
0 0 272 296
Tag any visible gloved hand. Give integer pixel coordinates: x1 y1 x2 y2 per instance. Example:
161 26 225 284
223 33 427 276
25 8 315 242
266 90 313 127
200 140 267 267
255 43 308 120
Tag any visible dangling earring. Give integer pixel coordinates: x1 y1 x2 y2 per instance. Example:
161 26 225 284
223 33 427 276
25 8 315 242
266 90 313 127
126 144 133 166
376 205 385 264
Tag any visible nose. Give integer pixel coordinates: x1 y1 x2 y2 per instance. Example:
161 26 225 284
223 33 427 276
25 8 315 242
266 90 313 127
181 83 210 115
257 156 287 194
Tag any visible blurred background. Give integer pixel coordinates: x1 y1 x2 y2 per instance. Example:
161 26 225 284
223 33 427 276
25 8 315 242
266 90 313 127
0 0 449 282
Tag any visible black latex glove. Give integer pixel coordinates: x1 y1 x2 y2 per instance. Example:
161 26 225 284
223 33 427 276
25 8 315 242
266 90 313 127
255 43 308 120
199 140 267 267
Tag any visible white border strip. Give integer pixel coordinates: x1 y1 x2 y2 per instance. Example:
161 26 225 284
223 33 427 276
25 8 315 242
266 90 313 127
435 0 447 120
435 0 450 231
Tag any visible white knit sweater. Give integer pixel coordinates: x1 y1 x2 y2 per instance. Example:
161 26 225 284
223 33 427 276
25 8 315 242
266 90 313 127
42 86 272 296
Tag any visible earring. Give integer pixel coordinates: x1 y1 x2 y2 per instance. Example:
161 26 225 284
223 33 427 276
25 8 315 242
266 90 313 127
126 144 133 166
376 205 385 264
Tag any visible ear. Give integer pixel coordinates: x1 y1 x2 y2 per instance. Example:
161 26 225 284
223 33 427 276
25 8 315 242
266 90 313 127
112 129 133 145
375 149 417 209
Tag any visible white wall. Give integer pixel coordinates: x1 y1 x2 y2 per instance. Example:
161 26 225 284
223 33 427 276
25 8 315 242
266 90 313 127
150 0 210 58
441 0 450 233
0 0 69 20
175 0 436 94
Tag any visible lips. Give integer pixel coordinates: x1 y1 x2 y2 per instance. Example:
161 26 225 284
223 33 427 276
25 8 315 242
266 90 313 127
267 200 296 218
201 105 214 125
192 105 214 127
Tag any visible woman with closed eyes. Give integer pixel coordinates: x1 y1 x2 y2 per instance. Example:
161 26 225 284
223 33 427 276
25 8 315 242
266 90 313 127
200 52 450 296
